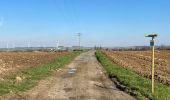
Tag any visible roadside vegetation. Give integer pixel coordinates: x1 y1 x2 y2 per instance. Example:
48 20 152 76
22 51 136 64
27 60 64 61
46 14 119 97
96 51 170 100
0 51 81 96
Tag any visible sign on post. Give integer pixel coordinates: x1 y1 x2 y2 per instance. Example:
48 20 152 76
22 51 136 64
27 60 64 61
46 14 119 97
150 40 154 46
145 34 158 95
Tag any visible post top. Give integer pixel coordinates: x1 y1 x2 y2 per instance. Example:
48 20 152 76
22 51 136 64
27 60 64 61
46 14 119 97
145 34 158 38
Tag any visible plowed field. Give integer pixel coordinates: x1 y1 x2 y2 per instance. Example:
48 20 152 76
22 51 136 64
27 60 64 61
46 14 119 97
104 50 170 85
0 52 69 78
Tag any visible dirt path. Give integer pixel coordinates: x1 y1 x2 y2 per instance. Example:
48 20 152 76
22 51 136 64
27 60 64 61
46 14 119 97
2 51 135 100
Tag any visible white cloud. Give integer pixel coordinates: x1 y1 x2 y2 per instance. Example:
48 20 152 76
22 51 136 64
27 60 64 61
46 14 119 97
0 17 4 27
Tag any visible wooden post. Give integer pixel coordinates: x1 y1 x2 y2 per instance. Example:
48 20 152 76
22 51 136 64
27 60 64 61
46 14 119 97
145 34 158 95
151 39 155 94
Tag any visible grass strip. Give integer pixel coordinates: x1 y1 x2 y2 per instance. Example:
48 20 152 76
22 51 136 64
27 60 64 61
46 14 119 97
95 51 170 100
0 51 81 96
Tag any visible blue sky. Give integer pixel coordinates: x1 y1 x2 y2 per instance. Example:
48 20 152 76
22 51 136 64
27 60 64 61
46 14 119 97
0 0 170 47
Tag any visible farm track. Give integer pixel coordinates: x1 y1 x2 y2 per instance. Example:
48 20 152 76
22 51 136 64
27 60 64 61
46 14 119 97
1 51 135 100
104 50 170 85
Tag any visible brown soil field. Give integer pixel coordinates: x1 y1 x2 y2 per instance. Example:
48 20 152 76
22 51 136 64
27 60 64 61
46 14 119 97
103 50 170 85
0 52 69 78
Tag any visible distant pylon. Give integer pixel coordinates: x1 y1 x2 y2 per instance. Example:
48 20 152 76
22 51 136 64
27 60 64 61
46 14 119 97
77 33 81 49
56 40 59 50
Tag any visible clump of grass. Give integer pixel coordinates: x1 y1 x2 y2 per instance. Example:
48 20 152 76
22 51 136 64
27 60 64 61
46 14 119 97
96 51 170 100
0 51 81 96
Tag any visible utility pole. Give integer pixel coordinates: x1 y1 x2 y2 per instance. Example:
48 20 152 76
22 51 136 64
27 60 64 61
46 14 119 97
145 34 158 95
77 33 81 49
